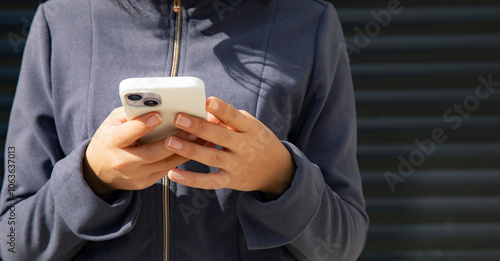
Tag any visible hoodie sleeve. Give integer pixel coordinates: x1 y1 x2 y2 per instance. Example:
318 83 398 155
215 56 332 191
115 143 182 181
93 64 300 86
237 4 369 261
0 5 141 260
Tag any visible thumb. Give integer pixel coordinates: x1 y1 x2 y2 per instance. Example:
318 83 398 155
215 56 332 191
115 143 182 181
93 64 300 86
111 111 163 148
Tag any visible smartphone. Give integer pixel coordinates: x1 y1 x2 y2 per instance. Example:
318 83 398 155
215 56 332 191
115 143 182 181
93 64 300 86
119 76 206 144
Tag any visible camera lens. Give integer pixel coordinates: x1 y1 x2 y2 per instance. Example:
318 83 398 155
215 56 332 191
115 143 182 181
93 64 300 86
144 100 159 107
127 94 143 101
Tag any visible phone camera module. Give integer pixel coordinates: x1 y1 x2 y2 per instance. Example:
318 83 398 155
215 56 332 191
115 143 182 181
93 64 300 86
124 92 161 107
127 94 143 101
144 99 159 107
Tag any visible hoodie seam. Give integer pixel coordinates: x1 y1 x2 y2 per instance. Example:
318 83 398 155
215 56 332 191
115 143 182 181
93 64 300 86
86 0 96 139
255 0 279 115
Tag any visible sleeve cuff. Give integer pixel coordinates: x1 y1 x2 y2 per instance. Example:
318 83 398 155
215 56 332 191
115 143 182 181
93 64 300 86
237 141 325 249
50 139 141 241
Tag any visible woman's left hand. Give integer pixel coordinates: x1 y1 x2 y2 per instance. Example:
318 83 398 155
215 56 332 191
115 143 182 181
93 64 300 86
165 96 296 197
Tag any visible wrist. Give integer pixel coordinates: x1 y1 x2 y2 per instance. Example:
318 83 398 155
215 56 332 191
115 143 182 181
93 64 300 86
82 155 117 200
260 149 296 199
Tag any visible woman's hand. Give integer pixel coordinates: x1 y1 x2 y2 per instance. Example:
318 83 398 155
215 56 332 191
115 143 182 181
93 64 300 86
165 97 296 197
83 107 195 198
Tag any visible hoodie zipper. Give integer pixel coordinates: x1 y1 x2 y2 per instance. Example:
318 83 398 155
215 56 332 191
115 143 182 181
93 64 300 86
164 1 182 260
170 0 183 77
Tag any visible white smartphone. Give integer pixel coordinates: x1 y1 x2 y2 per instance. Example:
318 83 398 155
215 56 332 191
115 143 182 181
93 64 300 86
119 76 206 144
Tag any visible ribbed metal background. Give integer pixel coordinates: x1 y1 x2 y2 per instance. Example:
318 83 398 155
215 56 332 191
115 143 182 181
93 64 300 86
1 0 499 260
332 0 500 260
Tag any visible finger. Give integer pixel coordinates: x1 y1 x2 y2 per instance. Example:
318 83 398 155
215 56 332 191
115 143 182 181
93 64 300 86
145 154 190 175
167 169 230 190
124 130 199 163
107 107 128 125
172 113 239 149
175 130 199 142
206 112 220 125
165 136 232 169
112 112 163 148
206 97 251 132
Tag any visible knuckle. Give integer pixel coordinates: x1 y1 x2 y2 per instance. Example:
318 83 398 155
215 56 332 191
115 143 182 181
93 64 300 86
256 127 272 145
218 129 231 144
209 151 225 166
133 179 148 190
101 123 115 136
184 143 197 158
207 181 219 190
195 120 208 135
131 123 148 137
227 107 239 125
206 176 220 190
111 129 128 147
109 157 128 172
213 172 230 189
161 160 177 171
189 174 198 187
225 160 239 173
143 145 159 161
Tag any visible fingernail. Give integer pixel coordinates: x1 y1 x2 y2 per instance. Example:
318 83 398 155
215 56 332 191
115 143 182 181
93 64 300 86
167 137 183 150
175 115 192 128
146 113 162 127
168 170 184 181
208 99 219 111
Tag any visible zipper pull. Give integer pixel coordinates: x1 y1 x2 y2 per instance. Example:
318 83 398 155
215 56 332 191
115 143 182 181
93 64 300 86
173 0 181 12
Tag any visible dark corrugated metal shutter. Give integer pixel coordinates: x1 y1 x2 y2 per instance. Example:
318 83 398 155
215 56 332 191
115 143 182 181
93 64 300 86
1 2 36 164
331 0 500 260
1 0 500 260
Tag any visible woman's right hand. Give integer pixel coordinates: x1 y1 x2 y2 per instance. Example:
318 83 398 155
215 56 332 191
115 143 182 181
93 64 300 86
83 107 193 198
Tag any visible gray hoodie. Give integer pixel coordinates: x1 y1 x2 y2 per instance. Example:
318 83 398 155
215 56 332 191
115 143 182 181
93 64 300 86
0 0 368 260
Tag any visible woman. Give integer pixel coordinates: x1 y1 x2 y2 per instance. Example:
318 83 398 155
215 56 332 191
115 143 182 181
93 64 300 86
0 0 368 260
